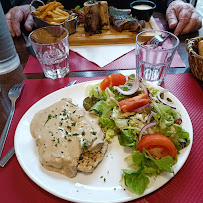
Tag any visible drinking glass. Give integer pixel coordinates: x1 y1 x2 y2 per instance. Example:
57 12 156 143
136 30 179 85
29 26 69 79
0 3 20 75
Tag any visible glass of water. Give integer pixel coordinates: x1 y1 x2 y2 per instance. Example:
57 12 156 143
29 26 69 79
0 3 20 75
135 30 179 85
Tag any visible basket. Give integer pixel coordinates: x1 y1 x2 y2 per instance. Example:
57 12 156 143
186 36 203 81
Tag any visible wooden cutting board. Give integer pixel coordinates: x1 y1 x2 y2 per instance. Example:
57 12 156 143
69 16 159 46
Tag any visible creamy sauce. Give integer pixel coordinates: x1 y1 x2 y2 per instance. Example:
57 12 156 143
133 4 152 10
30 98 105 178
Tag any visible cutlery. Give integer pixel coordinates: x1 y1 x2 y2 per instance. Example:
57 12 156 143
65 80 77 87
0 83 25 158
0 80 77 167
22 32 36 57
0 147 15 167
147 34 170 47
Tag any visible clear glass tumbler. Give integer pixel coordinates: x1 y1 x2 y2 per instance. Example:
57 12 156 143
136 30 179 85
29 26 69 79
0 2 20 75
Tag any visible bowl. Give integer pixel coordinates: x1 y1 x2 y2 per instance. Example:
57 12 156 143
130 0 156 22
32 12 78 35
29 0 78 34
187 37 203 81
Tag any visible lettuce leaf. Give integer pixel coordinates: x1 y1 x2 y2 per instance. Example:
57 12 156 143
151 101 190 151
118 129 137 147
122 150 174 194
122 168 149 195
90 100 116 117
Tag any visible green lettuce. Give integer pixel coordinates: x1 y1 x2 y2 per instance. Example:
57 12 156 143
118 129 137 147
122 150 175 194
90 100 116 117
151 101 190 151
98 117 118 141
122 168 149 195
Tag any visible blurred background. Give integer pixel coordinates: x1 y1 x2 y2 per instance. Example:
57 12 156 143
195 0 203 17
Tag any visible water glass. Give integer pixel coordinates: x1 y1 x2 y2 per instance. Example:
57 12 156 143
0 3 20 75
29 26 69 79
135 30 179 85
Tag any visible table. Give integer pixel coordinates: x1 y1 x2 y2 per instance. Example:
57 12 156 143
0 12 203 202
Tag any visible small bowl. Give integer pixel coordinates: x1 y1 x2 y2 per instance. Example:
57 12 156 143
29 0 78 34
32 12 78 35
130 0 156 22
187 37 203 81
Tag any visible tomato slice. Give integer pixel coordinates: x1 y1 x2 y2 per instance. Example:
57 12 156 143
136 134 177 159
119 94 150 112
100 73 126 91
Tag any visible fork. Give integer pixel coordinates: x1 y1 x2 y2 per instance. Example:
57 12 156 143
0 83 25 158
147 34 170 47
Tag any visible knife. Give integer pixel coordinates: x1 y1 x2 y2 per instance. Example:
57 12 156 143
22 32 36 57
0 80 77 167
65 80 77 87
0 147 15 167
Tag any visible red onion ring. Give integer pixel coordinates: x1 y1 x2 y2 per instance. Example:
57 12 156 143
115 77 139 95
147 112 154 134
147 112 153 123
138 122 157 141
157 89 176 109
139 81 148 94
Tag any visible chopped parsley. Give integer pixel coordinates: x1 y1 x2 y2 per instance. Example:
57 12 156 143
91 131 97 135
67 125 71 130
82 141 88 151
72 133 79 136
62 109 67 116
71 122 76 126
44 114 52 125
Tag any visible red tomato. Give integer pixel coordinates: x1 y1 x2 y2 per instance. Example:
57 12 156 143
119 94 150 112
136 134 177 159
100 73 126 91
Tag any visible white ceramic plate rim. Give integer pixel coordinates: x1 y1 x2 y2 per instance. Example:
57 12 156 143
14 80 193 203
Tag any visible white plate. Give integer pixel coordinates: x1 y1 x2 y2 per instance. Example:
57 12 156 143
14 80 193 203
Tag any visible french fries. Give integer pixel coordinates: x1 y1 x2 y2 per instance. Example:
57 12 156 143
33 1 74 24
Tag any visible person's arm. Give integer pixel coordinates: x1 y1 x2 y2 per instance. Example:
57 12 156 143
5 4 35 37
4 0 47 37
166 0 202 35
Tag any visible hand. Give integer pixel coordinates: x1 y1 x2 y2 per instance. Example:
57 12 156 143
166 0 202 36
5 5 35 37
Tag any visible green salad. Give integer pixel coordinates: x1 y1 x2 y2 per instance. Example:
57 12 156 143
83 74 190 195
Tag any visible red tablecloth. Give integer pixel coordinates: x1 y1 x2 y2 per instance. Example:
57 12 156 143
23 18 185 74
0 73 202 202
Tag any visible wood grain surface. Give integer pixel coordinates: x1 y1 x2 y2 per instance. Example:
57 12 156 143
69 16 159 46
